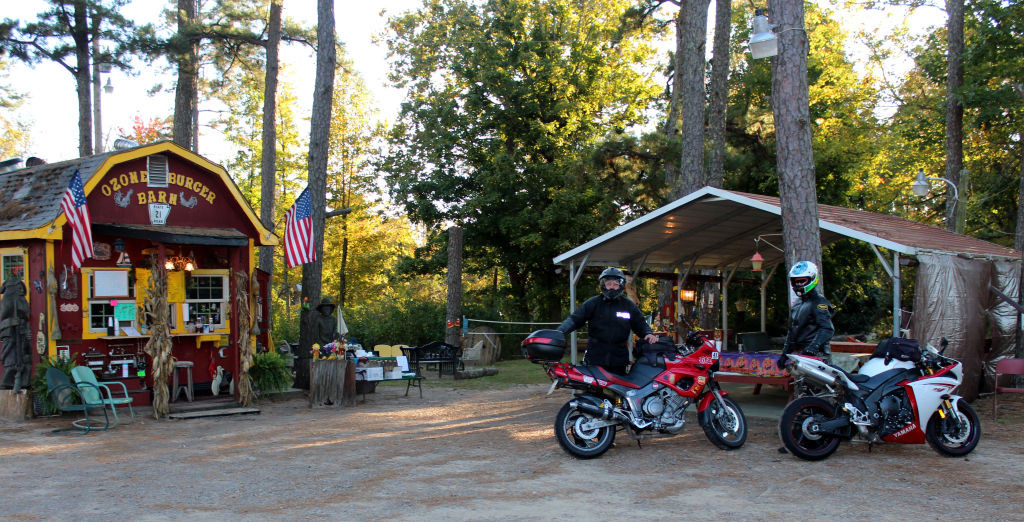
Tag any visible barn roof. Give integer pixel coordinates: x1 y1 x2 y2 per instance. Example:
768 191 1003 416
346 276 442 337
554 186 1020 270
0 141 277 245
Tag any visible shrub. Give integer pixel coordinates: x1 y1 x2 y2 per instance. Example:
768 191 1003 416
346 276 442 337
249 351 292 394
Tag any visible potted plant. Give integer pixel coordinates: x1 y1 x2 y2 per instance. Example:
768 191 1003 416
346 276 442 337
249 351 292 397
30 354 80 416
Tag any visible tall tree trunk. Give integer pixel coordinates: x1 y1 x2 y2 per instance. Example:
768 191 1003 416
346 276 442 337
678 0 710 197
298 0 336 358
73 0 92 157
258 0 282 289
704 0 730 188
445 227 464 347
339 230 348 308
769 0 822 294
173 0 199 150
91 13 103 153
664 6 685 191
1014 84 1024 358
944 0 965 232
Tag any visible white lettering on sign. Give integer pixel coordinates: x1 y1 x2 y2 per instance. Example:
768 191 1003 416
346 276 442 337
615 311 630 319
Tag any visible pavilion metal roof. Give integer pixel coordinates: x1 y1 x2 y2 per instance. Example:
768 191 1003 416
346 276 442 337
553 186 1021 271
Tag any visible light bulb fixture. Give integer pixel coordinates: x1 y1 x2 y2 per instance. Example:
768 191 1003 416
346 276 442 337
679 289 696 302
909 169 959 217
911 169 931 197
103 77 114 94
164 248 197 272
749 8 778 59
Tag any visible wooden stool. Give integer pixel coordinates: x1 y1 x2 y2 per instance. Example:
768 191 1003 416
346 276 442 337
172 361 194 402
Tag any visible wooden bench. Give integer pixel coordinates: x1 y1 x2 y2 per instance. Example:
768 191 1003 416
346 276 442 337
401 342 464 378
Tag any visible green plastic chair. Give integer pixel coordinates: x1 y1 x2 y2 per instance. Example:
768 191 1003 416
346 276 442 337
45 368 111 434
70 366 135 427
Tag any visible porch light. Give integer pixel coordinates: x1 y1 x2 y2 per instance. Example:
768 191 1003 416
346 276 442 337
679 289 696 302
165 250 197 271
751 251 765 272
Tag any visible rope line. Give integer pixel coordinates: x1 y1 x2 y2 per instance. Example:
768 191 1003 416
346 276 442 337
465 318 560 326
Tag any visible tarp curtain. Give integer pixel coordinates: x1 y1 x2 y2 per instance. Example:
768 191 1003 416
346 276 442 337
912 254 989 399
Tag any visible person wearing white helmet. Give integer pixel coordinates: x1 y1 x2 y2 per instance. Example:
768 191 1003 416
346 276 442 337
779 261 834 366
557 267 659 375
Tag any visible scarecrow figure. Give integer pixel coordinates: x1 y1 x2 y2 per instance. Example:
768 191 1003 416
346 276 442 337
0 278 32 392
313 297 338 346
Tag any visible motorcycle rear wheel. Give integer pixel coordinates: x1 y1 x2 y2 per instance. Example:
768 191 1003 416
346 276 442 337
700 395 747 449
926 399 981 457
554 401 616 459
779 397 841 461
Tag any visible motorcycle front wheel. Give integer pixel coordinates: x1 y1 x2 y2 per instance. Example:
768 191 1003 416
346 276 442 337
554 401 616 459
779 396 841 461
926 399 981 457
700 395 747 450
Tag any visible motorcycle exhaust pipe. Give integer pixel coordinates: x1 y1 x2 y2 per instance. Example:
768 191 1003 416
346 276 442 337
570 399 627 422
790 360 840 388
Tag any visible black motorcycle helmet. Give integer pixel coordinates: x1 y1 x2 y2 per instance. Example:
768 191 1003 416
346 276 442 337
598 267 626 301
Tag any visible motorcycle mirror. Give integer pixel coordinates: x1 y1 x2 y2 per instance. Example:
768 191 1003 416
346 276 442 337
940 337 949 353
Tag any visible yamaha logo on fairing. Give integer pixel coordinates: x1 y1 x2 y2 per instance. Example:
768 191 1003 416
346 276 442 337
893 423 917 438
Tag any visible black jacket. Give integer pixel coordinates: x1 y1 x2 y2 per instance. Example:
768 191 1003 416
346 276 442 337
782 289 834 356
557 294 653 367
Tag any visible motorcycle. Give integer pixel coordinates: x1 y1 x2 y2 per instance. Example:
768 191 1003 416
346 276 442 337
523 329 747 459
779 337 981 461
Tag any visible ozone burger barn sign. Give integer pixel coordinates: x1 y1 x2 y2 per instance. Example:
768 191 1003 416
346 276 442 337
0 141 277 408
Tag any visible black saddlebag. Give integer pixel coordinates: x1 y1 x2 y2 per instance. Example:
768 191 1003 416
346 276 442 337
871 337 922 362
633 336 678 367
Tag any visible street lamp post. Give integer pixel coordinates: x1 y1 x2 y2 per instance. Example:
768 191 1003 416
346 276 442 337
911 169 960 231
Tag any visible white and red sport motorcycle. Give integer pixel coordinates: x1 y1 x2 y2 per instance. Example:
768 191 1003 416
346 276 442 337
779 338 981 461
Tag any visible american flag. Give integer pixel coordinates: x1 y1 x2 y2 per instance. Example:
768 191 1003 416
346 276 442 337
61 170 94 270
284 187 315 267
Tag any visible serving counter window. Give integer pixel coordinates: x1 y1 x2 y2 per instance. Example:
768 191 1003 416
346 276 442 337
85 269 137 333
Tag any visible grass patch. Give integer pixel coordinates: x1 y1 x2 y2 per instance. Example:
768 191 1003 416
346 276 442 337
380 358 552 391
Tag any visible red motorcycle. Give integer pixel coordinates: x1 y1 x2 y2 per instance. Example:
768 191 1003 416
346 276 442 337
524 329 747 459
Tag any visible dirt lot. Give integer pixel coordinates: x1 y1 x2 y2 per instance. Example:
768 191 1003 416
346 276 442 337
2 383 1022 520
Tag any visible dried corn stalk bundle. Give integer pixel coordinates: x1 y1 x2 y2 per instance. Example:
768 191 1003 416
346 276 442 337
235 270 255 406
143 258 174 418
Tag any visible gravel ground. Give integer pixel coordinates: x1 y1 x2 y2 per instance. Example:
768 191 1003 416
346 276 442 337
1 383 1022 520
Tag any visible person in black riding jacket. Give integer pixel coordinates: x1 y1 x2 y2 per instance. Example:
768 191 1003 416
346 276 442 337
779 261 834 366
556 267 659 375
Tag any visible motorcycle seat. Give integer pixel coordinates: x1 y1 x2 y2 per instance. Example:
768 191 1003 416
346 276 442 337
579 365 642 389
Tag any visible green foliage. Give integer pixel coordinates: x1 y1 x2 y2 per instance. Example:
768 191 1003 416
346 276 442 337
249 351 292 394
345 299 447 349
29 355 80 415
382 0 663 321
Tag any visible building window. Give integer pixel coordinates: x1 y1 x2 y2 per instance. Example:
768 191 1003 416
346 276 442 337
87 270 136 333
185 273 227 329
2 253 25 282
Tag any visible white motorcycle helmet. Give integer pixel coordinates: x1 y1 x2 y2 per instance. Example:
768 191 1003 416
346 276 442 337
788 261 819 297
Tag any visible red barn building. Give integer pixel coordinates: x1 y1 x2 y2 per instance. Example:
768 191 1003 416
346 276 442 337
0 141 276 408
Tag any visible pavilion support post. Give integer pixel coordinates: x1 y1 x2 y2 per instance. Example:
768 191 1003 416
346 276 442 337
893 252 901 337
567 253 590 364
